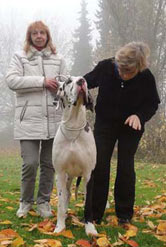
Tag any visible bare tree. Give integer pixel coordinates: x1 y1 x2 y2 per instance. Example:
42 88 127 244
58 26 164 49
0 14 73 147
94 0 166 162
0 19 21 138
106 0 166 103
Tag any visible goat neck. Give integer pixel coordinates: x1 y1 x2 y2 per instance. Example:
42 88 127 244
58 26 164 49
61 97 86 130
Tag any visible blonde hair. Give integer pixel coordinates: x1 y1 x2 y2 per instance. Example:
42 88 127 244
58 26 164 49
24 20 56 54
115 42 150 72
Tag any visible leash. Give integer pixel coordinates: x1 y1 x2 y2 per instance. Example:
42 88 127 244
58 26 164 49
60 123 86 142
61 122 86 131
53 74 69 110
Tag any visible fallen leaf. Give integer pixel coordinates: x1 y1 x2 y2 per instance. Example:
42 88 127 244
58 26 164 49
105 208 115 214
143 180 156 188
0 220 12 225
156 220 166 235
0 198 10 202
154 234 166 242
140 207 154 216
133 215 145 223
106 215 118 226
47 239 62 247
142 229 153 234
76 239 91 247
0 240 13 245
38 219 55 233
156 195 166 202
5 206 14 211
96 233 107 238
96 237 110 247
151 203 165 210
0 229 22 247
75 203 84 208
127 239 139 247
11 237 25 247
123 224 138 238
124 229 137 238
0 229 19 238
147 220 156 230
112 240 124 246
119 236 139 247
34 239 62 247
68 209 77 216
28 210 38 216
71 215 84 227
34 239 48 243
28 224 38 232
55 230 74 239
123 224 138 232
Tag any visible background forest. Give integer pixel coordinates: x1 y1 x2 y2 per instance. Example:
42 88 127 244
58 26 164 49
0 0 166 162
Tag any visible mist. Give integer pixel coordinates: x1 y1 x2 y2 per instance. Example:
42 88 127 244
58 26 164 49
0 0 166 162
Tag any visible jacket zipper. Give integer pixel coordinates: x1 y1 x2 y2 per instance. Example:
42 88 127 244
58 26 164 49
41 57 50 138
20 100 28 122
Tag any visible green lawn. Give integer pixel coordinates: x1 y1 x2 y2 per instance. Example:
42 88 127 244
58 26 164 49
0 151 166 246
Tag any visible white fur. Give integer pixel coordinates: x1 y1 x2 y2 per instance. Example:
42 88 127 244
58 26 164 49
85 222 98 236
53 76 97 235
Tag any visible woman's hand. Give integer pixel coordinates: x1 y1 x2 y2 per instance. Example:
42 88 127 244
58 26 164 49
124 115 141 130
44 78 59 92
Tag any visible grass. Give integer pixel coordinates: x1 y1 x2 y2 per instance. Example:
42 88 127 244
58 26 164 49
0 150 166 246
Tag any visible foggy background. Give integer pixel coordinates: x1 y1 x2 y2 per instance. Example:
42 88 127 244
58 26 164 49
0 0 166 162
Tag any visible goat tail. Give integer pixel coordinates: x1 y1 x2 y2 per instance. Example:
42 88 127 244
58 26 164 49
75 176 82 200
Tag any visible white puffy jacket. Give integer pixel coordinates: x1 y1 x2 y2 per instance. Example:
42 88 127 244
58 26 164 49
6 46 67 140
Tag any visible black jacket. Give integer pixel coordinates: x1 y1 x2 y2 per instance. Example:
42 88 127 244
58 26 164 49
84 58 160 125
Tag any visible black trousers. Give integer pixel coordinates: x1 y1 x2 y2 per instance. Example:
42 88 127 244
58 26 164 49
92 120 144 221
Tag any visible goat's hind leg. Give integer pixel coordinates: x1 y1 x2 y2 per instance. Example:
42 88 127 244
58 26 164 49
54 173 68 233
84 171 98 236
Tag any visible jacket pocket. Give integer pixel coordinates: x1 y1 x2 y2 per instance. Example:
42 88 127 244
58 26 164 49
20 100 28 122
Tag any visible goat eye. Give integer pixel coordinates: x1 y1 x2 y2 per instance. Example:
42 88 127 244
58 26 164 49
66 78 72 85
70 85 73 91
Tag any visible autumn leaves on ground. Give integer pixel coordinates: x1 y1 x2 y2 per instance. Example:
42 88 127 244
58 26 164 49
0 151 166 247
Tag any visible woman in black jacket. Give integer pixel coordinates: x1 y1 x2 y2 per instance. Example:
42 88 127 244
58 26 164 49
84 42 160 225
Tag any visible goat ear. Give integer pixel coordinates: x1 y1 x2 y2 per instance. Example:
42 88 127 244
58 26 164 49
86 91 94 112
53 94 60 108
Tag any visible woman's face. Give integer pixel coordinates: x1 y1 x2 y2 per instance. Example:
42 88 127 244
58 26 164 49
118 66 139 81
30 28 48 48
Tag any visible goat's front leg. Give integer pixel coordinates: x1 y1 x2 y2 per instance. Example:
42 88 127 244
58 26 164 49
54 173 67 233
66 175 73 211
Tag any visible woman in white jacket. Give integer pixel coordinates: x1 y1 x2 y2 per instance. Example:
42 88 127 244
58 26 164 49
6 20 67 218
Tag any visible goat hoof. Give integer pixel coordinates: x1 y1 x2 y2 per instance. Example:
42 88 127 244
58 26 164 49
54 224 65 233
85 222 98 236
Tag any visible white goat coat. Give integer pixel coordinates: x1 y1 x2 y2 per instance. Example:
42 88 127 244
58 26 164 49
53 100 96 178
6 46 67 139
